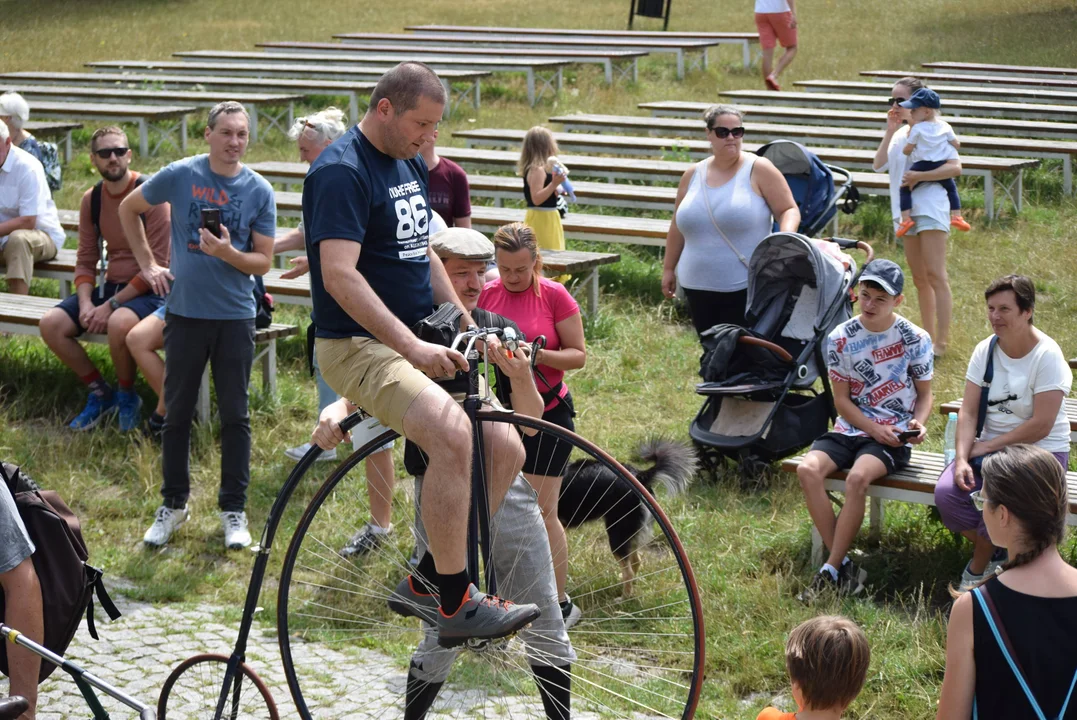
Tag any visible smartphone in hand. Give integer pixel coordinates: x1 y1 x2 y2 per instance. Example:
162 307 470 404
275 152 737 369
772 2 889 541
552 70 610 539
897 429 921 442
200 208 221 238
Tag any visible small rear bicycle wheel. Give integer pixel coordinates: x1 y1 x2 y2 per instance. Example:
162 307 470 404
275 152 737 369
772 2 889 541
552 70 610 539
278 412 705 719
157 653 279 719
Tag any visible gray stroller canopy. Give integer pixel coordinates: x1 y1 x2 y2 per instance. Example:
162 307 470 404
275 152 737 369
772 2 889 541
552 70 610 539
745 232 853 339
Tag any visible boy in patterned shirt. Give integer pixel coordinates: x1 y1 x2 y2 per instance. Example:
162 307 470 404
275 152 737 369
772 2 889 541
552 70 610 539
796 259 933 602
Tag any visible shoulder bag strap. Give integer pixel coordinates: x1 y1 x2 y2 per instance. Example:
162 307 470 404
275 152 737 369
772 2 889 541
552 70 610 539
972 585 1050 720
698 158 751 269
976 336 1000 439
90 181 106 300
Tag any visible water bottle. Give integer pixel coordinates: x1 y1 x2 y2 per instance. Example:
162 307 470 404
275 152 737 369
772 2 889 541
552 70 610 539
551 159 577 203
943 412 958 466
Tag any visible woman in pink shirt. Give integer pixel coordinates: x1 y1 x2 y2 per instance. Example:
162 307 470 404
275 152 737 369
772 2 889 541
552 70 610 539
479 222 587 626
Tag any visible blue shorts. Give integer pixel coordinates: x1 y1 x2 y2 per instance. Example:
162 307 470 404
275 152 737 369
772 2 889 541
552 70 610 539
56 282 165 335
151 305 166 321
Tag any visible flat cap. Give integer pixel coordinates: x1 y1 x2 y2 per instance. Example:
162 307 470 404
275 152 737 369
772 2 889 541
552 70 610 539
429 227 495 262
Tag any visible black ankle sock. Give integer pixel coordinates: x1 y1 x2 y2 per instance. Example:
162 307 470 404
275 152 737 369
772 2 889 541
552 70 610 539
437 571 471 615
532 664 571 720
412 552 439 596
404 665 443 720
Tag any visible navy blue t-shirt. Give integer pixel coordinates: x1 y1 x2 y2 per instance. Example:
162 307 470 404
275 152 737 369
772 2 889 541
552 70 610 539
303 125 432 339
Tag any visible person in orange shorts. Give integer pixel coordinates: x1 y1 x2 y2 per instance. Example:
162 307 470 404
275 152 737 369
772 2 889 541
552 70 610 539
754 0 798 91
756 616 871 720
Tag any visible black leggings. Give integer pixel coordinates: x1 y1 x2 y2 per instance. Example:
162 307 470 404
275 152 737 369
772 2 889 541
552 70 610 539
683 287 749 337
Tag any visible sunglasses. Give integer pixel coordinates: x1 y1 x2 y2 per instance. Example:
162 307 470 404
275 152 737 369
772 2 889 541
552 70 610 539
94 147 129 159
709 126 745 139
970 489 990 512
888 97 910 106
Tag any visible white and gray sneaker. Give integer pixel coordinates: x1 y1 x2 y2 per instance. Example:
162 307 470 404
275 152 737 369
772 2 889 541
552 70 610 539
284 442 337 463
221 511 252 550
143 506 189 547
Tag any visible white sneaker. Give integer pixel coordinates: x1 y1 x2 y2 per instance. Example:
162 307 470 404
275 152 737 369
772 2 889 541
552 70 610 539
221 511 252 550
284 442 337 462
143 506 189 546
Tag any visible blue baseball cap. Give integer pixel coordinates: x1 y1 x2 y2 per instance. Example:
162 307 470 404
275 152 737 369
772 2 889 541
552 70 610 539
860 259 905 296
899 88 941 110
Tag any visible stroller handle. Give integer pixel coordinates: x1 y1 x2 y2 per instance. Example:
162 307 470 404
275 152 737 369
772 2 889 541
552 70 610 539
826 237 874 264
738 336 794 363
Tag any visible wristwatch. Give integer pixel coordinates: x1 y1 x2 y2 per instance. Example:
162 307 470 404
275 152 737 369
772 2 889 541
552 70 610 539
108 297 121 311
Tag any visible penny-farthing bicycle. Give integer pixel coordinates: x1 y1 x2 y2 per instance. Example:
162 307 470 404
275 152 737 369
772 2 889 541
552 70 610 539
159 326 706 719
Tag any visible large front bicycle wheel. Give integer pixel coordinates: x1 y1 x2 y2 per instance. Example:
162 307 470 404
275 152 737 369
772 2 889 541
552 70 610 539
278 411 705 719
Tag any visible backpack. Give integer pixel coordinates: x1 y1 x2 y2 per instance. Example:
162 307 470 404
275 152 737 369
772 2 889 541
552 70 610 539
0 463 120 682
91 175 149 299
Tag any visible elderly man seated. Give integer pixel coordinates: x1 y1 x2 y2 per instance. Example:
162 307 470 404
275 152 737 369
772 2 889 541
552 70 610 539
0 119 64 295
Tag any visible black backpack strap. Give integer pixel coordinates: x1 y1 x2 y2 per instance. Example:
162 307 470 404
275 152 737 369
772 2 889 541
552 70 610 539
83 565 121 641
976 336 1000 439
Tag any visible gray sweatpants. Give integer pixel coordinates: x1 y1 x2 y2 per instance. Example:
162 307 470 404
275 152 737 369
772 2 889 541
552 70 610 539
410 473 575 683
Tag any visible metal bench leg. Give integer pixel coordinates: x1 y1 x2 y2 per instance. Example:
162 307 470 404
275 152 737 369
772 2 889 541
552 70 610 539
1016 169 1024 212
349 92 360 124
810 526 824 567
473 78 481 109
603 59 612 85
742 41 751 68
64 131 72 164
983 174 995 222
675 49 685 79
60 279 72 299
262 338 277 398
1065 156 1073 196
869 497 885 540
180 116 187 154
197 365 211 424
250 106 259 144
139 119 149 157
587 267 599 317
526 70 536 106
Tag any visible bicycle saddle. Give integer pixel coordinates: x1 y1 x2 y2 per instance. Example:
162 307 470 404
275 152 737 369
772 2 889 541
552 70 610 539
0 696 29 720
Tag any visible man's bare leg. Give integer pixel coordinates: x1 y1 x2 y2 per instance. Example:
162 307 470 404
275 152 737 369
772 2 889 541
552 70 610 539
365 448 396 529
1 558 42 720
826 454 887 567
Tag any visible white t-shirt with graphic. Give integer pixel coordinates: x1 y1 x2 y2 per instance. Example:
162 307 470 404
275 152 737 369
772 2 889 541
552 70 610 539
907 119 959 165
965 331 1072 453
826 314 934 437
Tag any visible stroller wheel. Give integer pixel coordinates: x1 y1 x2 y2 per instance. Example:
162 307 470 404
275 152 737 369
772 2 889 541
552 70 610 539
738 455 774 490
693 442 724 482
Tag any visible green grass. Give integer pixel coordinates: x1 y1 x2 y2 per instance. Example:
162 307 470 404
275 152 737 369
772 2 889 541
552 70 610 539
4 0 1077 717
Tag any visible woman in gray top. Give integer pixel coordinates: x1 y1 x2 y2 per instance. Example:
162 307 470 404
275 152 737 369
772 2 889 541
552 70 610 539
662 105 800 336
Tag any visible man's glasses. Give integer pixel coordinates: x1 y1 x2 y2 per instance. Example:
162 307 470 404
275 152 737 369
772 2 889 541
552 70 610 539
710 126 745 139
94 147 129 159
970 489 990 512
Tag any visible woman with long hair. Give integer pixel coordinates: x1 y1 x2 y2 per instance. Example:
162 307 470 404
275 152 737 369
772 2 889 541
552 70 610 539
936 444 1077 719
518 127 567 253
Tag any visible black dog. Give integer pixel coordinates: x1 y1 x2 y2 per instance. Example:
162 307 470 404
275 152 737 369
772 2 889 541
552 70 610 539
557 438 697 596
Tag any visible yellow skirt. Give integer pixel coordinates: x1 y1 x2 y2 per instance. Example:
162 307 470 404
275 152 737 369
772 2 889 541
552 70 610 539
524 208 566 251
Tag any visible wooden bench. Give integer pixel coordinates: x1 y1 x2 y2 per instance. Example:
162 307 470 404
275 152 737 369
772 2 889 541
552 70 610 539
337 29 717 79
404 24 760 69
0 292 297 423
794 79 1077 107
923 61 1077 80
264 40 645 86
454 127 1031 219
861 69 1077 92
172 50 566 107
717 88 1077 125
24 120 81 163
553 112 1077 197
49 218 619 317
640 99 1077 139
2 71 375 125
1 84 302 143
84 61 488 115
15 100 195 157
780 450 1077 566
939 398 1077 443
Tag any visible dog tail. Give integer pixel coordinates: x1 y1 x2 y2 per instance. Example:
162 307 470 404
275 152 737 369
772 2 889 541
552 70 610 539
635 437 698 497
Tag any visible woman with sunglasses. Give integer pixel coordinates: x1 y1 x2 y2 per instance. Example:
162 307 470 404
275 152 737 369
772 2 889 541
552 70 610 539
936 444 1077 720
872 77 961 357
934 274 1071 593
662 104 799 336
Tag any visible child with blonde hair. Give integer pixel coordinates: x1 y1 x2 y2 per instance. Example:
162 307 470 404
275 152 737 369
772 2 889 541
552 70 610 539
518 127 567 253
757 615 871 720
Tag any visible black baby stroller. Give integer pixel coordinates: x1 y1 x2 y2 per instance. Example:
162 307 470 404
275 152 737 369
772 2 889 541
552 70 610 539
756 140 860 238
689 233 873 481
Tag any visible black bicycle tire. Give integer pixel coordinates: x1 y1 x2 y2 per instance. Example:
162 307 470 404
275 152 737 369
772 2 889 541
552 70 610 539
277 411 706 719
157 652 280 720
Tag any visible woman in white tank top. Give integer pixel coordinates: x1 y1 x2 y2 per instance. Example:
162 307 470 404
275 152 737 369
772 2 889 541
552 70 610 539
662 105 800 337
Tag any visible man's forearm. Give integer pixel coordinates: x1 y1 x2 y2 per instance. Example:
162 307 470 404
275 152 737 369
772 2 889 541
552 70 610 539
326 267 417 357
119 205 155 270
0 215 35 237
274 228 305 254
218 246 271 276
